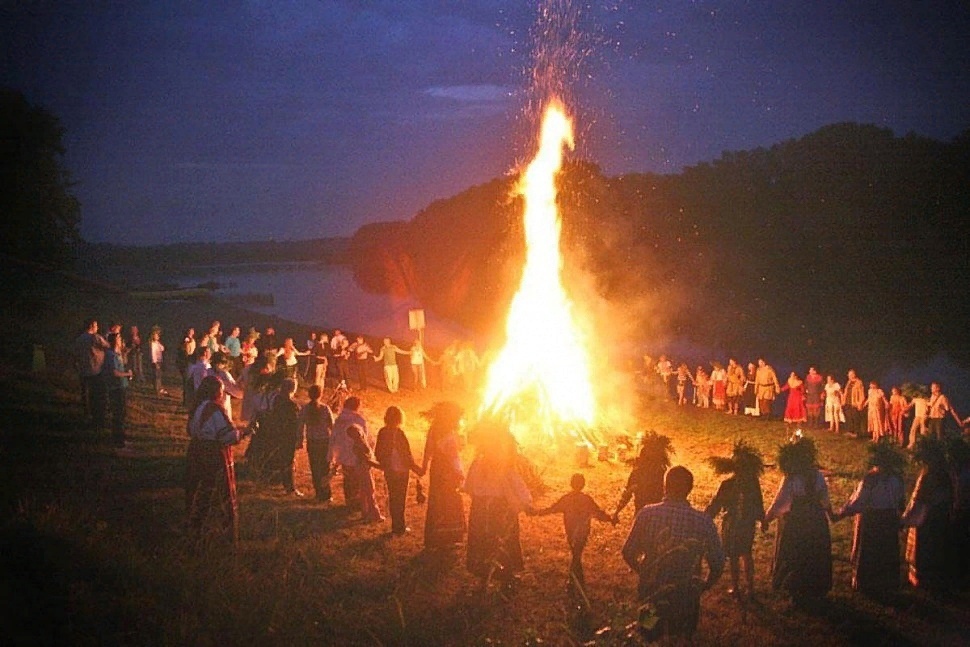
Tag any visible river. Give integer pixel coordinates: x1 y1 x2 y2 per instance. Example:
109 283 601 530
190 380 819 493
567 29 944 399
169 262 470 348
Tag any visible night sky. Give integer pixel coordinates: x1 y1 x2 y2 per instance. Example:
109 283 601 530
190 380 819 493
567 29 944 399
4 1 969 245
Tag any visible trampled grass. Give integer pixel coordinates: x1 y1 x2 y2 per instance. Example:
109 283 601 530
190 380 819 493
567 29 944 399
2 362 968 647
1 264 967 645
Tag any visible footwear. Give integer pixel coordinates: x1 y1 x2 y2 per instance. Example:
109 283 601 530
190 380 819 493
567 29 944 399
285 489 306 497
392 526 412 535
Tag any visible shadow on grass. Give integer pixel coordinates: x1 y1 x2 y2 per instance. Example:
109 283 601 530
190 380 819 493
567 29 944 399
745 592 921 647
0 522 152 644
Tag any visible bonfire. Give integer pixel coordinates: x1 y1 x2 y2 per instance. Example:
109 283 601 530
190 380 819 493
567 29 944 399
478 99 601 449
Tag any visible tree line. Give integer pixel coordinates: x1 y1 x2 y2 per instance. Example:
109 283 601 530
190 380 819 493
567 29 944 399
349 122 970 374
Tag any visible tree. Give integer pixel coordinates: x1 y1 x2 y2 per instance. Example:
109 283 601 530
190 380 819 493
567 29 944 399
0 88 81 268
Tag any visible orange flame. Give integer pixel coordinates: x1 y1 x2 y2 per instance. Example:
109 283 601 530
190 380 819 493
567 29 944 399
479 99 597 444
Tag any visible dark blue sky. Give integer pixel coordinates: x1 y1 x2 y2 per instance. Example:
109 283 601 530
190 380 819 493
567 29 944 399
4 1 969 245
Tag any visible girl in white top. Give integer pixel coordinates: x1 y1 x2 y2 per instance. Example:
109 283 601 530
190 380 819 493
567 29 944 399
823 375 844 433
149 327 166 394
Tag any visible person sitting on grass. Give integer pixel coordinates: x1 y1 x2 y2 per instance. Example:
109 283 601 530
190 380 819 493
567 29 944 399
704 440 766 601
529 472 615 597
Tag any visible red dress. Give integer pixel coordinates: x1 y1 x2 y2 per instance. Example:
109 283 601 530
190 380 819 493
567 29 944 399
782 379 807 423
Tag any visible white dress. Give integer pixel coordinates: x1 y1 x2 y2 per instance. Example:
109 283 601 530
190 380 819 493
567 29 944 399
824 382 845 423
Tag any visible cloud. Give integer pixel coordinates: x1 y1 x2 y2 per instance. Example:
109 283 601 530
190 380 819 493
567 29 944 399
424 84 513 103
171 161 295 171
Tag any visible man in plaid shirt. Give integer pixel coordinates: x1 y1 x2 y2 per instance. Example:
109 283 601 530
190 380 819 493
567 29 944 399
622 466 725 639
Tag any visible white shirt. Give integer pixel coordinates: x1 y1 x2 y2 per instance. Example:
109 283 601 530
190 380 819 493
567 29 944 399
187 360 211 391
150 340 164 365
765 470 830 521
329 409 371 466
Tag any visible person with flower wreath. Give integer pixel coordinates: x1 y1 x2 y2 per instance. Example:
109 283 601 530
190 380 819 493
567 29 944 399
833 439 907 596
613 432 674 524
763 435 834 606
705 440 766 600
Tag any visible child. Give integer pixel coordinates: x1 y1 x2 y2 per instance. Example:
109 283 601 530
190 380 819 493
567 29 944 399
676 363 694 406
705 440 766 600
530 473 615 595
888 386 907 445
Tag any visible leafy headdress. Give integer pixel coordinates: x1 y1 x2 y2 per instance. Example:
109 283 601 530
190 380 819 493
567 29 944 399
777 435 818 476
866 438 907 476
637 431 674 470
709 439 765 478
911 434 948 469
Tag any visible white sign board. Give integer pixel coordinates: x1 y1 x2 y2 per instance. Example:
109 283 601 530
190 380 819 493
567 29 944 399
408 309 425 331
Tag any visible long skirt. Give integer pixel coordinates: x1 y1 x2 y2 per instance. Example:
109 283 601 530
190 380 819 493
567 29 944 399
772 501 832 600
951 509 970 591
906 504 950 590
466 495 523 581
425 468 466 547
850 508 901 593
185 439 238 543
358 466 383 522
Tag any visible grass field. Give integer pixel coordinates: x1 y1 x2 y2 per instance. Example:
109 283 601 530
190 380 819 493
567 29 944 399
1 268 968 646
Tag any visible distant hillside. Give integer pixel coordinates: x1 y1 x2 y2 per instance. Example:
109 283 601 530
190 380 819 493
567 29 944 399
77 237 351 272
347 123 970 374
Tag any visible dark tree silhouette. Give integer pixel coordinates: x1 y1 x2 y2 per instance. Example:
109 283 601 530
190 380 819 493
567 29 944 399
348 122 970 372
0 88 80 268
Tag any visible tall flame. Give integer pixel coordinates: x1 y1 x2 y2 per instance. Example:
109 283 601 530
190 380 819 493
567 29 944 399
479 99 596 442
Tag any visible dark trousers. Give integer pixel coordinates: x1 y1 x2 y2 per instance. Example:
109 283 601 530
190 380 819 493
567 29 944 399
84 374 107 431
927 418 944 439
336 359 350 386
341 463 360 510
109 387 127 446
758 398 773 420
307 439 331 500
846 406 864 435
280 447 297 491
385 470 409 532
152 362 163 393
354 359 368 390
131 351 144 382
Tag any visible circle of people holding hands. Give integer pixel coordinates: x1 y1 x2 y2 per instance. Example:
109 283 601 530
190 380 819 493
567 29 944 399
651 354 966 447
75 317 970 642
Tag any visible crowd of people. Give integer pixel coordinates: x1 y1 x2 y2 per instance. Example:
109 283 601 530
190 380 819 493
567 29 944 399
73 316 970 642
648 354 968 447
617 431 970 638
72 317 486 449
